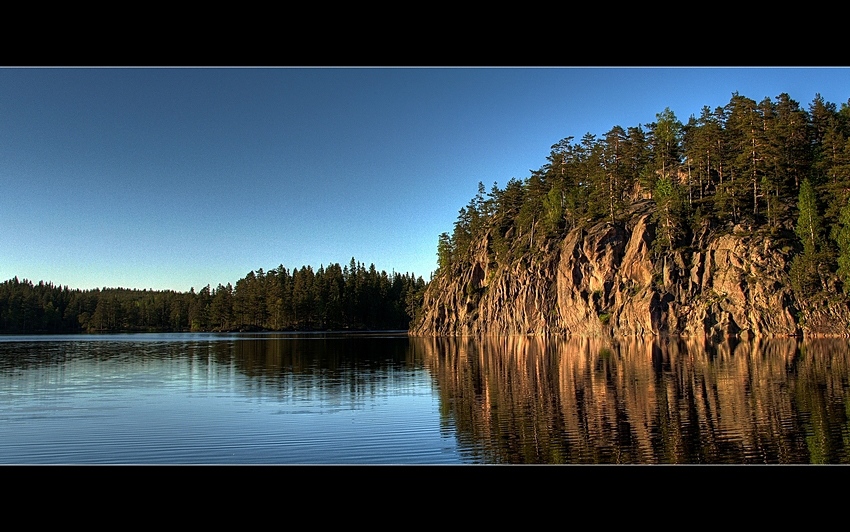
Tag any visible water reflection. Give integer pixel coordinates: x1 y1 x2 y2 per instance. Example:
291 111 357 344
228 335 424 407
413 336 850 464
0 333 447 464
2 333 849 463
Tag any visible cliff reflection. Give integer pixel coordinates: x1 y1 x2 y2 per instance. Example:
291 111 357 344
412 335 850 464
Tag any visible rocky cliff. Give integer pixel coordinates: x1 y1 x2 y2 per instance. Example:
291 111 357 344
410 201 850 338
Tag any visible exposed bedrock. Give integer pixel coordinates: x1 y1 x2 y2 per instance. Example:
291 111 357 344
411 203 850 337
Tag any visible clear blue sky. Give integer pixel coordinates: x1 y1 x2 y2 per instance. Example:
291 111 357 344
2 67 850 291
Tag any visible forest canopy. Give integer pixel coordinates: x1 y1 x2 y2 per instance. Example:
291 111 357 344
0 259 426 333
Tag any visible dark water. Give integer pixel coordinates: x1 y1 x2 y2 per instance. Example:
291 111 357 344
1 332 849 464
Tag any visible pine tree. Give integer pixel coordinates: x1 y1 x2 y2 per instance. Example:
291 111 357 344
791 178 827 295
770 93 810 226
602 125 628 222
652 175 684 254
437 232 453 271
646 108 683 188
796 178 822 255
832 198 850 290
724 93 766 220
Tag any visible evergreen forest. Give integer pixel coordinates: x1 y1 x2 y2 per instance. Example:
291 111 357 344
0 259 426 333
7 90 850 335
437 92 850 305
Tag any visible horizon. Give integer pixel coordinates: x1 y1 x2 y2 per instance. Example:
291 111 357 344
3 67 850 292
1 256 423 293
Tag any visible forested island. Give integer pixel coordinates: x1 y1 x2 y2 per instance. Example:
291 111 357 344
411 92 850 337
0 259 426 333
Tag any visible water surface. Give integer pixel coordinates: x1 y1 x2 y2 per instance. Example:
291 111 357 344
0 332 457 464
2 332 849 464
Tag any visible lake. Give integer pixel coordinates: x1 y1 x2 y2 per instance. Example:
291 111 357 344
1 332 849 464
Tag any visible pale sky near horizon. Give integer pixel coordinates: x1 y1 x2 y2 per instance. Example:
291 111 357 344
3 67 850 292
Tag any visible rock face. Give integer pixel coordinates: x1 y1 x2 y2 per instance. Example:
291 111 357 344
411 202 848 338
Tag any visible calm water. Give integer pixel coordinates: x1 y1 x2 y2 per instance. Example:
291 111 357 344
1 332 849 464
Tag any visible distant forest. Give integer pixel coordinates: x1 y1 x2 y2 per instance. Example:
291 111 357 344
437 92 850 301
0 259 427 333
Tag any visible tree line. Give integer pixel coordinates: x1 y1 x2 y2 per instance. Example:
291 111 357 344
438 91 850 300
0 259 427 333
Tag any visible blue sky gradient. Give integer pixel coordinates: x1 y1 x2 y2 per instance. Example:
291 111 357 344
3 67 850 291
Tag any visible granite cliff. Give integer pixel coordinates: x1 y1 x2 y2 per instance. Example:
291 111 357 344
411 92 850 337
410 201 850 338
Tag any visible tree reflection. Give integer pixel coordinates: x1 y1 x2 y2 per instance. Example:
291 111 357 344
413 335 850 464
